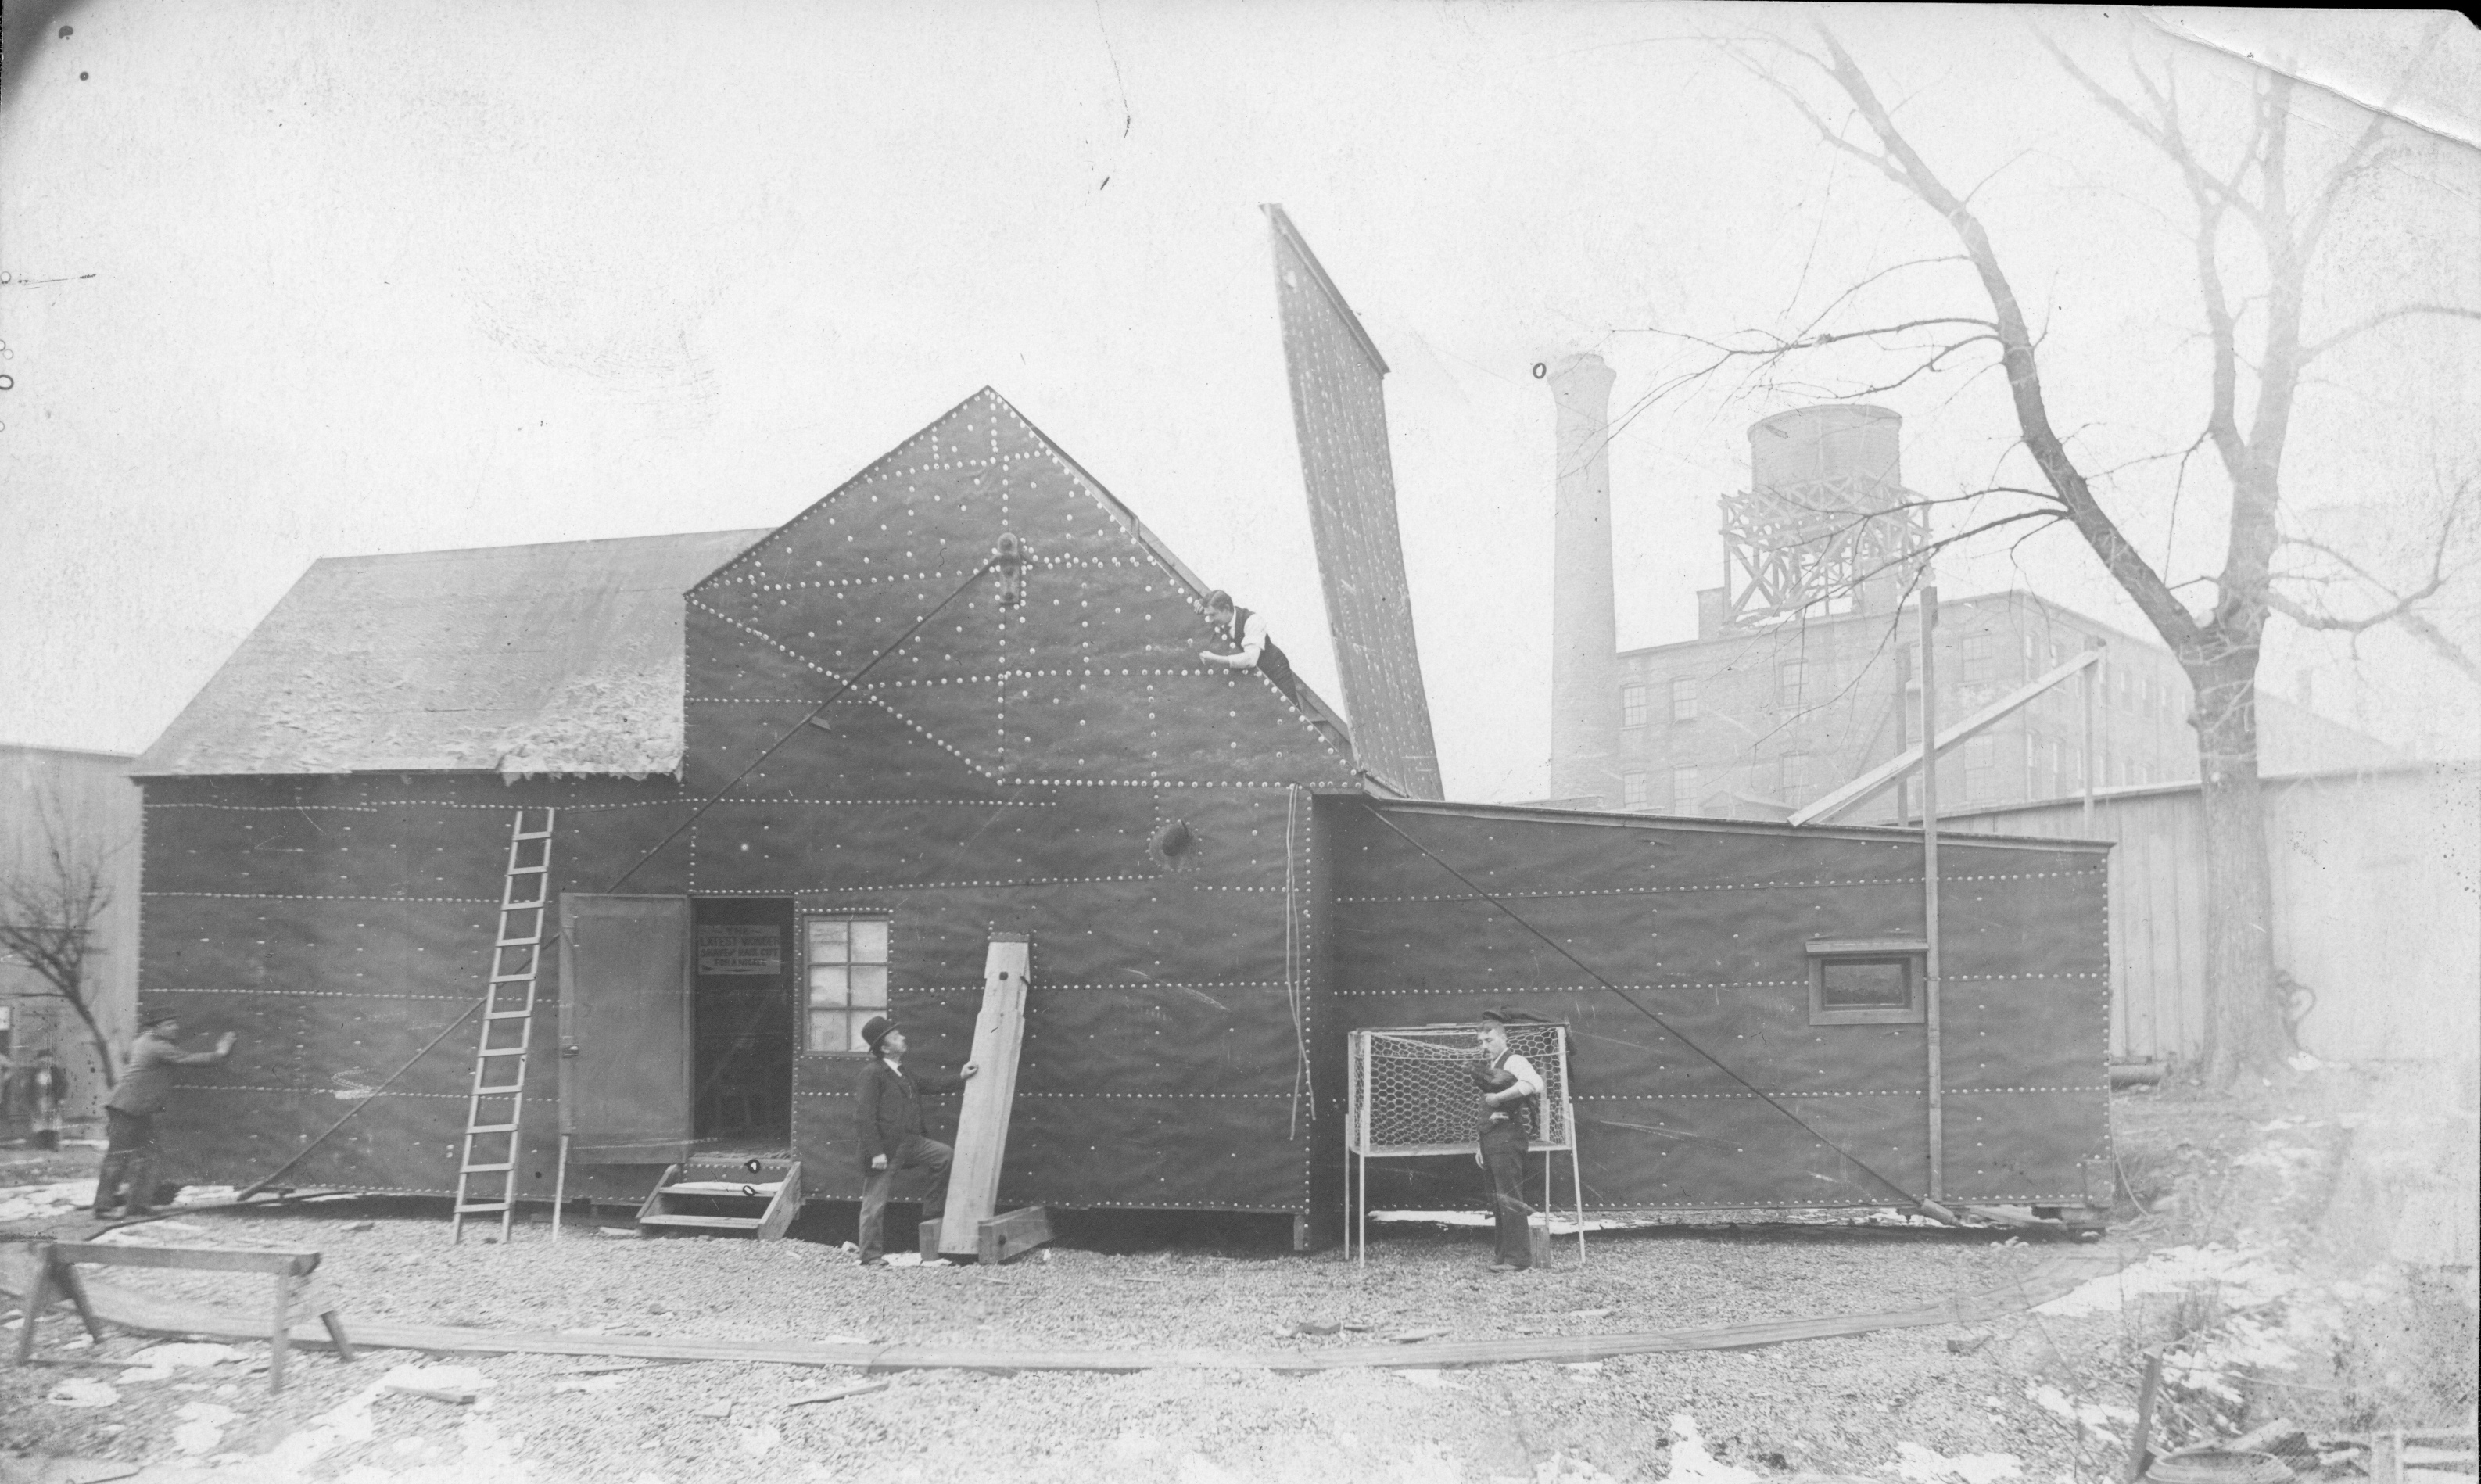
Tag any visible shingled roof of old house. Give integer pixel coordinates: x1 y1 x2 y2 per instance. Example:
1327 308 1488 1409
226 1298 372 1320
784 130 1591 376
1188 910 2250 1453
134 529 769 779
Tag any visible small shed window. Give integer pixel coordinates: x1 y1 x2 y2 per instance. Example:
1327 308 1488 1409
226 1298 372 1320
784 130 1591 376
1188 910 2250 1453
1806 938 1928 1025
806 916 890 1052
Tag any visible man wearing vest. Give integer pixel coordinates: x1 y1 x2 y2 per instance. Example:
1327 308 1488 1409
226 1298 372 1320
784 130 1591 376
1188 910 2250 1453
852 1013 978 1267
1472 1015 1546 1271
1198 590 1299 696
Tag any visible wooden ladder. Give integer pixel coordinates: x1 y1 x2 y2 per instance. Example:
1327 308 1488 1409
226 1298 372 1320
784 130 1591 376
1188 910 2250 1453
453 808 556 1244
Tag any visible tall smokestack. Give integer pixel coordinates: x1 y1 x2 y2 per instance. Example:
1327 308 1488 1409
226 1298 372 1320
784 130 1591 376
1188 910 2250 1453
1548 353 1620 805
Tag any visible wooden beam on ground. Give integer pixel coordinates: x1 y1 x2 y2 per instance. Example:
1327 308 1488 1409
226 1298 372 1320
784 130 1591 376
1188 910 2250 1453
2 1240 2125 1374
938 933 1031 1259
1790 649 2100 826
976 1206 1053 1265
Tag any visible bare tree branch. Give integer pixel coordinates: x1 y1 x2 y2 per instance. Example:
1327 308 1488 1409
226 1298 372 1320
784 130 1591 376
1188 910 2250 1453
2304 303 2481 360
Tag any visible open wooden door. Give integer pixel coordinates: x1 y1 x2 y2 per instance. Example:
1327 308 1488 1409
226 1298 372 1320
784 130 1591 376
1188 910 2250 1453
558 894 693 1163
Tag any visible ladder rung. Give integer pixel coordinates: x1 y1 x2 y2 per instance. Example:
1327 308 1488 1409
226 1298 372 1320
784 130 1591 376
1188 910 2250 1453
497 936 543 949
461 1162 515 1174
465 1124 521 1135
511 829 554 841
454 1201 512 1214
485 1007 534 1019
476 1045 528 1057
507 863 550 875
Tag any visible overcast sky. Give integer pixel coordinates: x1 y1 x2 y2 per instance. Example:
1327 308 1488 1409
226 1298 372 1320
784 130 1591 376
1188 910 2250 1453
4 3 2476 798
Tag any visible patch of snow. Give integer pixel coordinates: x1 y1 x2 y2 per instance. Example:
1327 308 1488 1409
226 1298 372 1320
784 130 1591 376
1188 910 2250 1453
0 1179 99 1221
1895 1441 2023 1484
1665 1414 1759 1484
124 1342 243 1382
1176 1454 1242 1484
1536 1451 1623 1482
552 1373 629 1393
2024 1384 2136 1446
1394 1367 1465 1390
1108 1431 1164 1460
2034 1245 2295 1317
174 1400 238 1454
45 1376 120 1407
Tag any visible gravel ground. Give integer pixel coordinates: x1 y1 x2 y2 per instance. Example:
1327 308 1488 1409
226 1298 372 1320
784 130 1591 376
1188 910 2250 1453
3 1199 2085 1484
7 1069 2466 1484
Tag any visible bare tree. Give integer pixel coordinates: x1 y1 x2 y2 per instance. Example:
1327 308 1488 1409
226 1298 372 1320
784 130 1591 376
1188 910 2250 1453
1 783 127 1088
1689 22 2481 1086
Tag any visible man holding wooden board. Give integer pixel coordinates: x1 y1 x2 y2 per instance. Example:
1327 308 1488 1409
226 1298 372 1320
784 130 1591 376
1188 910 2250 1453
852 1014 977 1267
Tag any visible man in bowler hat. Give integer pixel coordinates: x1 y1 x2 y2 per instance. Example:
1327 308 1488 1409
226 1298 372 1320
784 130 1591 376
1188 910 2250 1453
852 1013 977 1266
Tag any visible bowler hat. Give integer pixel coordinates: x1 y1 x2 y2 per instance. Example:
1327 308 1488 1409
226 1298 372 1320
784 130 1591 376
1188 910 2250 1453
860 1014 897 1052
140 1005 181 1028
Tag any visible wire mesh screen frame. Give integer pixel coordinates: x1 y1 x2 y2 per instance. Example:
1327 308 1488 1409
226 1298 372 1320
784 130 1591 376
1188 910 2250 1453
1345 1021 1585 1266
1348 1022 1576 1156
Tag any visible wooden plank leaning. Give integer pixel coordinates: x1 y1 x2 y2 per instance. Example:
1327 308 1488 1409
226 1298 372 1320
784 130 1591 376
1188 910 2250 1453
14 1241 355 1393
936 932 1031 1258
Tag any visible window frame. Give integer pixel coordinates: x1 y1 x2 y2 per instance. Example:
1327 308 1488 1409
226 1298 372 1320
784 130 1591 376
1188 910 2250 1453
1621 770 1650 811
1667 765 1698 814
1669 677 1699 722
802 913 892 1055
1805 937 1930 1026
1620 683 1649 729
1777 660 1804 709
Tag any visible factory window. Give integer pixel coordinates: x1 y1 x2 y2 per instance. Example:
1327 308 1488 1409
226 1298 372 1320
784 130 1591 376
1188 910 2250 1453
1959 634 1994 686
805 916 891 1053
1806 938 1928 1026
1621 683 1649 729
1778 661 1804 708
1963 735 1996 801
1668 765 1699 813
1779 751 1809 798
1622 771 1649 810
1669 677 1699 722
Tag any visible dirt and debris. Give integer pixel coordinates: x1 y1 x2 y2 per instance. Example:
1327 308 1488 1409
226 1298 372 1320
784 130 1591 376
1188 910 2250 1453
2 1063 2472 1482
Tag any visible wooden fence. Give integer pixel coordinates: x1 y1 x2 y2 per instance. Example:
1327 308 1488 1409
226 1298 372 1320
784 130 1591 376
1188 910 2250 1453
1943 762 2479 1065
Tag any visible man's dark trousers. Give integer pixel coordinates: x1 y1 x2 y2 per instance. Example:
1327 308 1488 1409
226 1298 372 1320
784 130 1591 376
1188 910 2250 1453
857 1135 954 1263
94 1107 160 1217
1479 1122 1535 1268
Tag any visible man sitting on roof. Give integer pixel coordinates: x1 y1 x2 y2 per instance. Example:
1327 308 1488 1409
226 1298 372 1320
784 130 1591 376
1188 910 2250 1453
1198 589 1304 703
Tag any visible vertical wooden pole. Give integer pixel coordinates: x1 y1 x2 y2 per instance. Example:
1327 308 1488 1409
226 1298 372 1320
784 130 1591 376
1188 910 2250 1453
2083 641 2100 833
550 1133 571 1242
937 932 1030 1258
14 1244 55 1363
2125 1348 2164 1482
1894 640 1912 823
268 1274 292 1394
1918 586 1945 1204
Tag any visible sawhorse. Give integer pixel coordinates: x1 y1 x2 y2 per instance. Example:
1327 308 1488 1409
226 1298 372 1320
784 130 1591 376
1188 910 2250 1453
12 1240 357 1393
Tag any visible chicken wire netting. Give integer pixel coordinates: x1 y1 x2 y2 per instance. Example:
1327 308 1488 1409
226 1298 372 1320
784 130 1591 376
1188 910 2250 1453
1348 1023 1573 1156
